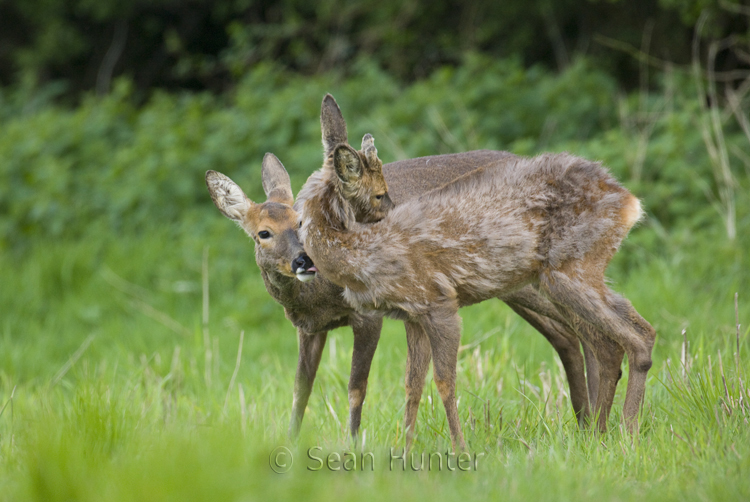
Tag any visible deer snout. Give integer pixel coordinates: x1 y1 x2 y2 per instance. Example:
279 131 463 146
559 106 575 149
291 254 313 273
292 254 318 283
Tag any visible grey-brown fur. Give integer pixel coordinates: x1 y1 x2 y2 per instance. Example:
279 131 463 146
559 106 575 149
298 123 655 449
315 95 599 441
385 150 513 205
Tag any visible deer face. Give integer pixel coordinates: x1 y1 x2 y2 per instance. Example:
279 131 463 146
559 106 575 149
245 202 313 279
332 134 394 223
206 154 317 282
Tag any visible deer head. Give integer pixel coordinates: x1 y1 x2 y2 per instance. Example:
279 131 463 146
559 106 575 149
205 153 317 282
321 94 394 223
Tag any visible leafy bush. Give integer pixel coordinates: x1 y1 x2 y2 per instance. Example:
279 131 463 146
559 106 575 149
0 56 748 253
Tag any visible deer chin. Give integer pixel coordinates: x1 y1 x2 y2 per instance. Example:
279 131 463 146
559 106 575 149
295 266 318 283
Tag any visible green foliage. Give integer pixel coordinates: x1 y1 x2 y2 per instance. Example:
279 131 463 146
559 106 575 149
1 56 748 250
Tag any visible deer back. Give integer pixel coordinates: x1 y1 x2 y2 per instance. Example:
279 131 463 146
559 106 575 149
384 150 514 205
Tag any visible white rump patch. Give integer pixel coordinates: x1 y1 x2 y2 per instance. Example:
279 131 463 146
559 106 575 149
622 196 644 228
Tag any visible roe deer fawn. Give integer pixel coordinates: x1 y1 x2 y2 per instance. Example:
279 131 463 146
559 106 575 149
297 114 655 450
206 96 604 443
319 95 601 432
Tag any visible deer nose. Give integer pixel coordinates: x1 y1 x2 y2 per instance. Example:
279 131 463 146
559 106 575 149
291 254 314 274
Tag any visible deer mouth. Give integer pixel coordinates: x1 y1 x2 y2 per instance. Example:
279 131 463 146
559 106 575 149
295 267 317 282
292 254 318 282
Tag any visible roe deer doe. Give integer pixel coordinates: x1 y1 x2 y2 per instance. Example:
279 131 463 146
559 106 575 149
207 154 382 439
297 116 655 450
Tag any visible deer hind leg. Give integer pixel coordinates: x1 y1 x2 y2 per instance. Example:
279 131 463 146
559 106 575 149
420 306 467 451
403 320 432 451
503 287 603 424
504 300 591 426
579 330 624 431
540 269 655 432
582 342 600 409
539 285 624 432
573 320 617 429
348 314 383 443
289 330 328 438
609 293 656 430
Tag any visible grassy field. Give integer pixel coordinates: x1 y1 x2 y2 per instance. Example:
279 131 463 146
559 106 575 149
0 207 748 501
1 59 750 500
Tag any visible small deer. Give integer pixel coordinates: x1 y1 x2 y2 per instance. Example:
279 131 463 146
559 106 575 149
297 106 655 449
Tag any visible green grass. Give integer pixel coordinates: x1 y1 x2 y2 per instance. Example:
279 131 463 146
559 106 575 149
0 215 748 502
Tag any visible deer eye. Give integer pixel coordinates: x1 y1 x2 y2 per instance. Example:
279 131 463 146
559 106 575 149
258 230 271 239
375 194 384 200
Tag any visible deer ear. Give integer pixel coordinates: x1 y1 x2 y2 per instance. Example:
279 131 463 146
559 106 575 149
261 153 294 205
333 144 363 185
206 170 254 222
321 94 348 157
360 133 381 170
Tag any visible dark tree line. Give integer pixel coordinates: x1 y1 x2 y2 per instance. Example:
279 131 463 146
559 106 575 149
0 0 747 97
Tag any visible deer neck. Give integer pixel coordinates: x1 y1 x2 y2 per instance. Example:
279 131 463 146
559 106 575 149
298 169 363 291
299 169 355 237
260 268 301 307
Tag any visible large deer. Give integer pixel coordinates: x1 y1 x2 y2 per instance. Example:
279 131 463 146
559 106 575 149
207 155 382 440
297 97 655 450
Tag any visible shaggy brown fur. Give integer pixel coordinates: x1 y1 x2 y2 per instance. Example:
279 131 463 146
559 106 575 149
207 96 622 444
318 95 603 435
298 109 655 449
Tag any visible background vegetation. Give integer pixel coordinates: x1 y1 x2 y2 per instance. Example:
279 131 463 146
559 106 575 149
1 0 748 94
0 0 749 500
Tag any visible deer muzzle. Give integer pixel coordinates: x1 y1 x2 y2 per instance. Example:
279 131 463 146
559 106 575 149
292 254 318 282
